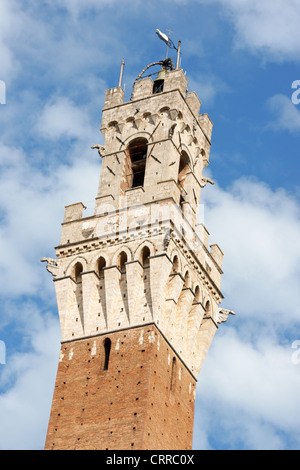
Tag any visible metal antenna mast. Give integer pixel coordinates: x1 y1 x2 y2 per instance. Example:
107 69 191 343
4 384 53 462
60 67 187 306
165 28 173 59
119 58 125 88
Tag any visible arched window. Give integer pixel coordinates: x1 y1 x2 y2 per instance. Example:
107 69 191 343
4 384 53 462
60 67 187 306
194 286 201 303
73 262 83 283
108 120 118 131
178 151 190 187
126 138 148 188
183 271 190 288
141 246 150 267
178 151 190 184
103 338 111 371
172 255 179 274
178 151 190 210
118 251 128 272
205 300 211 316
97 257 106 279
153 70 165 94
200 148 206 159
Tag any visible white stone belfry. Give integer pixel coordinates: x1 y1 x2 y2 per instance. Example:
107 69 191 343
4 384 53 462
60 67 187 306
43 62 234 379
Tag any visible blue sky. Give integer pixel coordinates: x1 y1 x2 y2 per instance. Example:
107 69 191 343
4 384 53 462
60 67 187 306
0 0 300 450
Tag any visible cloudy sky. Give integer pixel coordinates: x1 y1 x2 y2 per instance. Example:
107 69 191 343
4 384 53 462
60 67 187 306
0 0 300 450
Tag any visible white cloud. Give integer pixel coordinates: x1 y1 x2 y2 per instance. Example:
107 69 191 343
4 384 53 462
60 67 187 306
35 97 95 141
0 0 21 80
201 178 300 323
0 0 128 98
0 138 100 298
0 91 101 449
193 176 300 449
195 327 300 449
188 73 230 107
268 94 300 132
45 0 134 15
0 309 60 450
142 0 300 61
214 0 300 61
0 131 100 450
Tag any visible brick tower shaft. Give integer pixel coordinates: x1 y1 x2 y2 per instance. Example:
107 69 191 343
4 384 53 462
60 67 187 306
45 325 196 450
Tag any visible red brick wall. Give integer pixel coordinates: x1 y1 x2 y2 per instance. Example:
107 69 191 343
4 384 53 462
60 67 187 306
45 324 196 450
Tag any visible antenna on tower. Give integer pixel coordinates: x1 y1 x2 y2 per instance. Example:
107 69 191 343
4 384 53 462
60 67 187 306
176 40 181 69
119 58 125 88
165 28 173 59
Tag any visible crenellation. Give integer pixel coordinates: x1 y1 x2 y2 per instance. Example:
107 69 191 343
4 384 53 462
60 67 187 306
103 86 124 109
63 202 86 223
198 113 213 142
186 92 201 118
131 77 154 101
162 69 188 96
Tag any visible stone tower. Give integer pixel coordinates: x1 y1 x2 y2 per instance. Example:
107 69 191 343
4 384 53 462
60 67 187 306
43 58 234 451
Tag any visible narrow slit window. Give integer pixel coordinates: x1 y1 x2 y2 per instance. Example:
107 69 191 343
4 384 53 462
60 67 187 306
103 338 111 371
170 357 176 393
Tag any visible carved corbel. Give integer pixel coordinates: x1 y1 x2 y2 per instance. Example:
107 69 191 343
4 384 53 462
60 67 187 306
177 122 186 133
169 109 178 121
134 118 143 130
187 134 194 146
118 122 125 133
